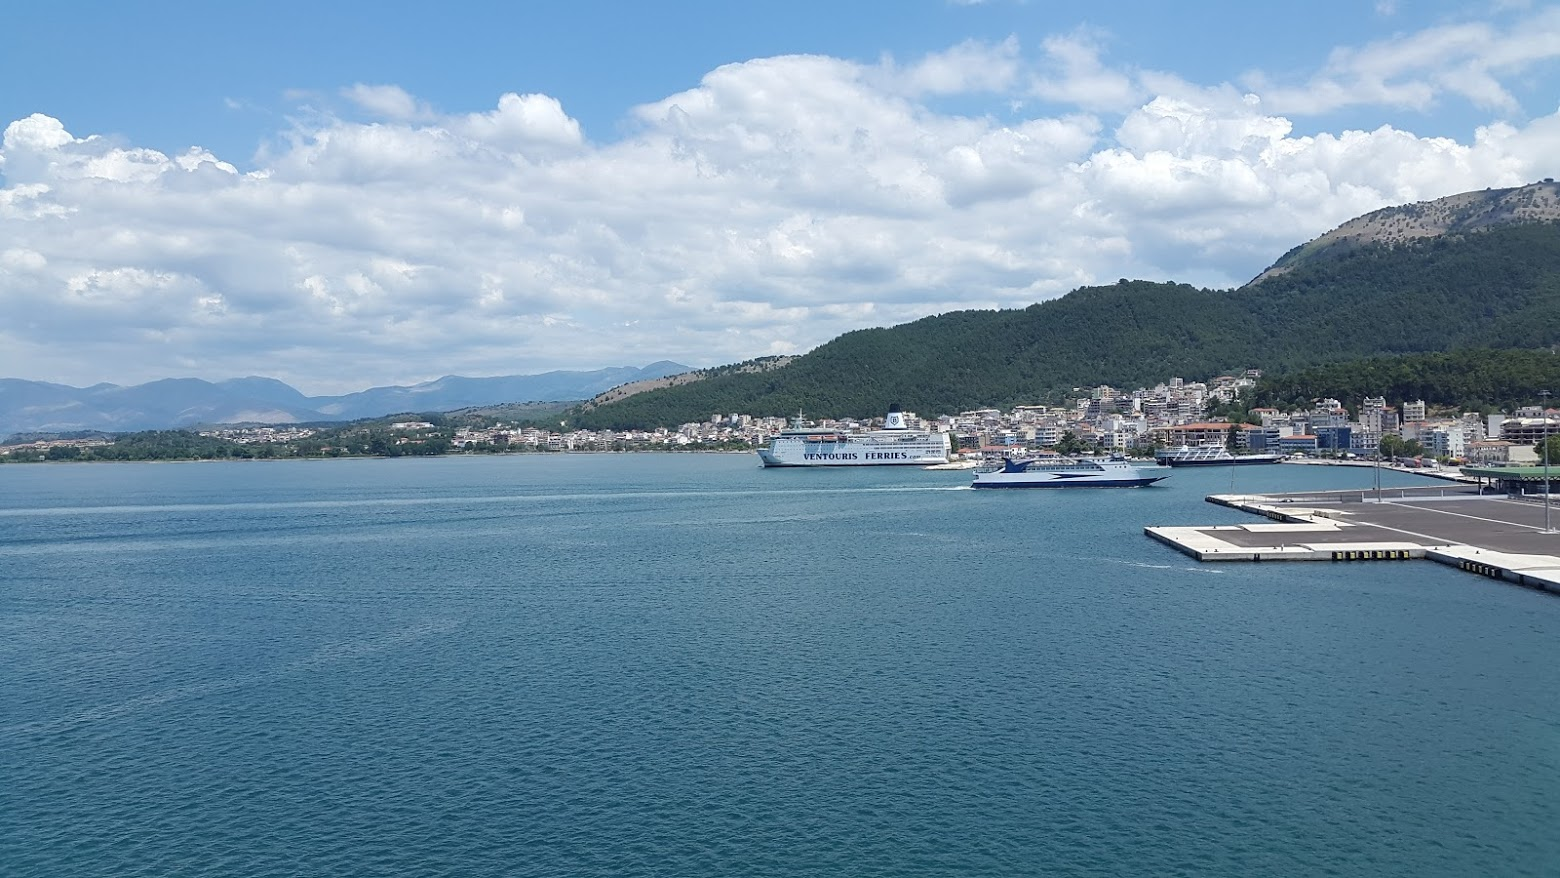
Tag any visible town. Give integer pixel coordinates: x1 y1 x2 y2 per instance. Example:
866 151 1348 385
6 368 1541 465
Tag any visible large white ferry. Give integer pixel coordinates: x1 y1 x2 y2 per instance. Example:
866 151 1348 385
757 405 951 467
972 454 1170 488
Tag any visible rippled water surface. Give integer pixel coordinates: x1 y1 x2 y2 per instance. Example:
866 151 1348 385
3 455 1558 877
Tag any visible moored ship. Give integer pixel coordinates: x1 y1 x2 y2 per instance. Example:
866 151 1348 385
1154 444 1283 467
972 454 1170 488
757 405 951 467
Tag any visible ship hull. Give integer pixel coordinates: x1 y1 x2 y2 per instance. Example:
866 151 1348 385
971 473 1169 488
758 442 950 467
758 455 945 467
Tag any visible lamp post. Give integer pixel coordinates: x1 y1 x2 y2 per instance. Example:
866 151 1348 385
1543 390 1554 534
1374 435 1382 503
1372 399 1386 503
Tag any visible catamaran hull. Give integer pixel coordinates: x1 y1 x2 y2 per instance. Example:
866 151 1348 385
971 473 1169 488
1161 458 1281 467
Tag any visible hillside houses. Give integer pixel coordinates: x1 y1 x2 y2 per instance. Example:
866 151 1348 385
57 368 1550 465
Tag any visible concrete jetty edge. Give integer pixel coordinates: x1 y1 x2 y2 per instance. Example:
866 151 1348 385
1146 493 1560 595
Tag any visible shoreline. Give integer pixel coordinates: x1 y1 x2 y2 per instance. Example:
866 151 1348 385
1281 456 1476 483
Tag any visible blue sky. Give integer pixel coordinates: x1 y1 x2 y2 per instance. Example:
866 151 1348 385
6 1 1535 158
3 0 1559 393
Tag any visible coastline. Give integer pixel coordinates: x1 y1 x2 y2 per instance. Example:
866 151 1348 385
1281 457 1477 483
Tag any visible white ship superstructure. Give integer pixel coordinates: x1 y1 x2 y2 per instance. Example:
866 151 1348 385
972 454 1170 488
1154 444 1283 467
758 405 951 467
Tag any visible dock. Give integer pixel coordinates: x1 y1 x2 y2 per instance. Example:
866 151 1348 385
1146 484 1560 594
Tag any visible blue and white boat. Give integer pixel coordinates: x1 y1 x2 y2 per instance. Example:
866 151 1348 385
972 454 1170 488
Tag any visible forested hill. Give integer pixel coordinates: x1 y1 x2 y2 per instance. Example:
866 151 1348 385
1250 349 1560 414
568 219 1560 430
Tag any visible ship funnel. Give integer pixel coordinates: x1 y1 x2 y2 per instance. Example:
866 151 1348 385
884 404 907 430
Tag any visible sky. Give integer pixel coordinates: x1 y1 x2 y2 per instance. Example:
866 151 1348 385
3 1 1560 394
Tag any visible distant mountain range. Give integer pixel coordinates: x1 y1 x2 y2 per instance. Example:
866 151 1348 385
0 362 691 439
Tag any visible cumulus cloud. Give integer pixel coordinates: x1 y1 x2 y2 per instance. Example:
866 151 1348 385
1029 32 1142 113
452 92 585 152
1 113 238 185
3 17 1560 393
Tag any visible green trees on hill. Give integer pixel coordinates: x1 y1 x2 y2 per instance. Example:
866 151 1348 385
571 221 1560 428
1250 349 1560 413
92 431 249 460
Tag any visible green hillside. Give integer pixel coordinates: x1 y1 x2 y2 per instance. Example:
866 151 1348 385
1250 349 1560 414
569 219 1560 430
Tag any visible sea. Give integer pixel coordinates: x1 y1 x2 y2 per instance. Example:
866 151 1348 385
2 454 1557 877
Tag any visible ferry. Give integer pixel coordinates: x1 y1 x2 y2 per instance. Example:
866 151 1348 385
1154 444 1283 467
757 405 951 467
972 454 1170 488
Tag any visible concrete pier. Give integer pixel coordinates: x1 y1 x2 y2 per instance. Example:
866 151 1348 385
1147 486 1560 594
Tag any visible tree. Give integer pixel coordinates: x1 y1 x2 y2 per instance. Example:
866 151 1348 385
1537 434 1560 464
1380 434 1425 459
1054 431 1092 456
367 433 398 457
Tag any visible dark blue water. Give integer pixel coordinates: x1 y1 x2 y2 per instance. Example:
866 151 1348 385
3 455 1557 877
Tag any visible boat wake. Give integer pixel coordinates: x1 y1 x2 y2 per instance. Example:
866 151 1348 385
0 617 461 739
1103 558 1224 574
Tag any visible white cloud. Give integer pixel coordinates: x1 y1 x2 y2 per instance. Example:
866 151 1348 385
342 83 435 121
3 113 238 185
3 114 75 152
1115 93 1291 158
3 24 1560 393
1 247 47 271
1028 33 1141 112
890 37 1022 96
453 92 585 151
1247 7 1560 115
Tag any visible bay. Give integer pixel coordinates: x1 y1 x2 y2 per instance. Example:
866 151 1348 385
2 455 1557 877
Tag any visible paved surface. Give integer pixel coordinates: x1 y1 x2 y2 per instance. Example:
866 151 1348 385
1147 485 1560 592
1227 487 1560 556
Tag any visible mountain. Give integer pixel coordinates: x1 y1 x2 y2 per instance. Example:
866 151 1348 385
0 362 691 438
569 183 1560 429
1255 179 1560 283
580 356 796 410
310 362 693 420
0 377 322 437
